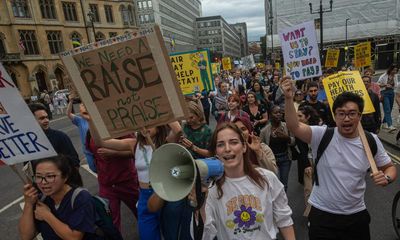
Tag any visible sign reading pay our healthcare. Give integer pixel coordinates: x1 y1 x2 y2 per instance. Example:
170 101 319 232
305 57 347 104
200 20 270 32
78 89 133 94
323 71 375 114
169 49 214 95
0 63 56 164
60 26 188 139
279 21 322 81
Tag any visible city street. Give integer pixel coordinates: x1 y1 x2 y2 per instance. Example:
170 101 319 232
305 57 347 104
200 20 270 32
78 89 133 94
0 113 399 239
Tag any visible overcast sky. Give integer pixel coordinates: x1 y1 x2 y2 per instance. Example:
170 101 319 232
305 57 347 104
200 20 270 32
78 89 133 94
201 0 266 42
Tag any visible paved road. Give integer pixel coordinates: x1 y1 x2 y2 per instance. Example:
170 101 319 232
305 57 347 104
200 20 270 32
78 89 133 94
0 114 399 239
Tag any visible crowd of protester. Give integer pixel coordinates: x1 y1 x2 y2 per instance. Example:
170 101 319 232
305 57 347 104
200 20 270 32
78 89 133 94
18 64 400 240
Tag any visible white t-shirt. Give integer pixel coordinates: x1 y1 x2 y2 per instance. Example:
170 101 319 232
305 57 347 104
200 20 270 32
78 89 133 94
134 144 153 183
203 168 293 240
309 126 391 214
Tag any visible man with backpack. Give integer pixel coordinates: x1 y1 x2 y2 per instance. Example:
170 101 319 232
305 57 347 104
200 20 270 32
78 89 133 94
281 76 397 240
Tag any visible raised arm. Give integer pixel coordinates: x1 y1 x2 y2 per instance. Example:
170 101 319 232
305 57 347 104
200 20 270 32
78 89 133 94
66 94 76 120
281 76 312 144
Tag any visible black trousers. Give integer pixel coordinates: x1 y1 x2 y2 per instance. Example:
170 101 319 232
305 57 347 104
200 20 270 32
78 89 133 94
308 206 371 240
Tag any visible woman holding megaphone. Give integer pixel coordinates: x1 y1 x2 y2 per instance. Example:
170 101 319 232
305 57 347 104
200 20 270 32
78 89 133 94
199 122 295 240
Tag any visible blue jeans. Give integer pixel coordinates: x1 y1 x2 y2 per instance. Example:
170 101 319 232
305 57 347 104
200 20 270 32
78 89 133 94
161 199 193 240
275 152 291 192
138 188 161 240
382 89 394 127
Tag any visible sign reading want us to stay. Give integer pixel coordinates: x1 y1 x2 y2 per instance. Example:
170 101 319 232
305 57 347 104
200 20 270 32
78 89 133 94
323 71 375 114
279 21 322 81
169 49 214 95
0 63 56 164
60 26 188 139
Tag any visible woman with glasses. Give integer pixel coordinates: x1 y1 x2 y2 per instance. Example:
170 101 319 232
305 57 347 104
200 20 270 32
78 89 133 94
19 156 98 240
293 90 305 112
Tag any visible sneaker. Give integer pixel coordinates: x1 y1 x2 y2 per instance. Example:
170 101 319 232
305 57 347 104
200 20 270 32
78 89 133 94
388 126 397 133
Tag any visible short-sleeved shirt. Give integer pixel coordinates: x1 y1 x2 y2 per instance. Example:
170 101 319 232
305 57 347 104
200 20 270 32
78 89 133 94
309 126 391 214
37 188 97 239
71 116 94 157
183 124 212 159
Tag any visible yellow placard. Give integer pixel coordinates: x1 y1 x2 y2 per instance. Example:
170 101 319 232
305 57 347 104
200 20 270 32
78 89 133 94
323 71 375 114
170 49 214 95
222 57 232 70
354 42 371 68
275 62 280 70
211 62 221 74
256 63 265 69
325 49 340 68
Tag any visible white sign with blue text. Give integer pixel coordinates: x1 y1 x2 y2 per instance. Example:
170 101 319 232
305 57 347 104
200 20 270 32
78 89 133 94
0 63 56 164
279 21 322 81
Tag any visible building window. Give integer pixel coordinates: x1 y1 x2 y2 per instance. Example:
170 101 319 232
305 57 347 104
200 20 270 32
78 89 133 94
104 5 114 23
95 32 105 41
0 38 6 58
139 15 144 24
144 14 149 23
47 31 64 54
89 4 100 22
62 2 77 21
128 5 135 25
19 30 40 55
148 1 152 8
39 0 57 19
138 1 142 9
143 1 147 9
11 0 31 18
109 32 117 38
120 6 129 25
71 32 81 48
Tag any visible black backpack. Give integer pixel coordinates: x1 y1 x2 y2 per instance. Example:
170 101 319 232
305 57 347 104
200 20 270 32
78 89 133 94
313 128 377 186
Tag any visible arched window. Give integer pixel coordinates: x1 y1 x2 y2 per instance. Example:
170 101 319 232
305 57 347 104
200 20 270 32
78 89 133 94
19 30 40 55
46 31 64 54
0 34 6 58
11 0 31 18
120 5 129 25
128 5 136 25
39 0 57 19
95 32 105 41
71 32 81 48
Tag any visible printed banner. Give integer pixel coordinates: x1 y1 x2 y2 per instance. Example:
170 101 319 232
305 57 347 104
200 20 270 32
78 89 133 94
241 54 256 70
323 71 374 114
211 63 221 75
354 42 371 68
279 21 322 80
0 63 57 164
60 26 188 139
222 57 232 70
169 49 214 95
325 49 340 68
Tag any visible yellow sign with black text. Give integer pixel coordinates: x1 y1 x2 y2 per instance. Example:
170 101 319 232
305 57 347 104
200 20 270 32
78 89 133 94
222 57 232 71
325 49 340 68
354 42 371 68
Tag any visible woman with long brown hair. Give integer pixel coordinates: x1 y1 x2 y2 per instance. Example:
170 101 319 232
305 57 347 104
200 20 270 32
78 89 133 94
202 123 295 240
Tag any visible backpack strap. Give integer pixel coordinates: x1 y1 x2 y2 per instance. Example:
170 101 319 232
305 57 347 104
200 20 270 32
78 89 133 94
71 187 86 209
365 131 378 157
313 127 335 186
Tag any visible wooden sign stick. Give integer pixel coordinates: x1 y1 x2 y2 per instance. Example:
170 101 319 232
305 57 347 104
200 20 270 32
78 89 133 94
357 123 378 173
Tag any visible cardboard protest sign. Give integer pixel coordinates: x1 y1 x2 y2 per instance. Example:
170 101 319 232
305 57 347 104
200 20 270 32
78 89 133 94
241 54 256 70
279 21 322 80
325 49 340 68
60 26 188 139
323 71 375 114
211 63 221 75
354 42 371 68
169 49 214 95
222 57 232 70
0 63 57 164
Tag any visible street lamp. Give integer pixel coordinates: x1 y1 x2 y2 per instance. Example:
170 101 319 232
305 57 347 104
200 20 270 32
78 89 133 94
269 0 274 63
87 11 96 42
345 18 350 67
309 0 333 60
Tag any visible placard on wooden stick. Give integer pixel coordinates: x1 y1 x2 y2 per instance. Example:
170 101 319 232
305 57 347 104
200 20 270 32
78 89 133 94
60 26 188 139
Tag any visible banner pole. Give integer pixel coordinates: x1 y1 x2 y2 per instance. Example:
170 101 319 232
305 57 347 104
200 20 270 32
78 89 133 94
357 123 378 173
142 127 156 151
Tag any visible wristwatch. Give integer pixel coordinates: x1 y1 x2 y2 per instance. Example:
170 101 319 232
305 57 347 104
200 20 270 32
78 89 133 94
385 174 393 184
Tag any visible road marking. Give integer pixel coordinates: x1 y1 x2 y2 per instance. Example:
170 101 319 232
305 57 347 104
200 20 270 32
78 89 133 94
49 116 68 123
81 164 98 178
0 196 24 214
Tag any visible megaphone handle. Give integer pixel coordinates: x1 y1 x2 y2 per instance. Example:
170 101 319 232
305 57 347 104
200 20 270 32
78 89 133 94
192 164 205 240
141 127 156 150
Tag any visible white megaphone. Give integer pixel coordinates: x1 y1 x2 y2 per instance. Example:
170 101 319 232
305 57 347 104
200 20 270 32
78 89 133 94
149 143 224 202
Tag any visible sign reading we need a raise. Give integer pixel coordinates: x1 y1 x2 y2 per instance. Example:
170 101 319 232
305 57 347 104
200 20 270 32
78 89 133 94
0 63 56 164
279 21 322 81
323 71 375 114
60 26 188 139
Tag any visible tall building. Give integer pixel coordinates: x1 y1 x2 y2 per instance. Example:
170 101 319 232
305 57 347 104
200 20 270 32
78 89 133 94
196 16 241 59
0 0 138 100
232 22 249 57
135 0 202 53
265 0 400 69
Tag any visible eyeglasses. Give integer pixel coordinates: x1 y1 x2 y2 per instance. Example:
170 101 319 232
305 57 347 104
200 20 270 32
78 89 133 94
295 93 303 96
335 111 361 120
34 174 60 184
